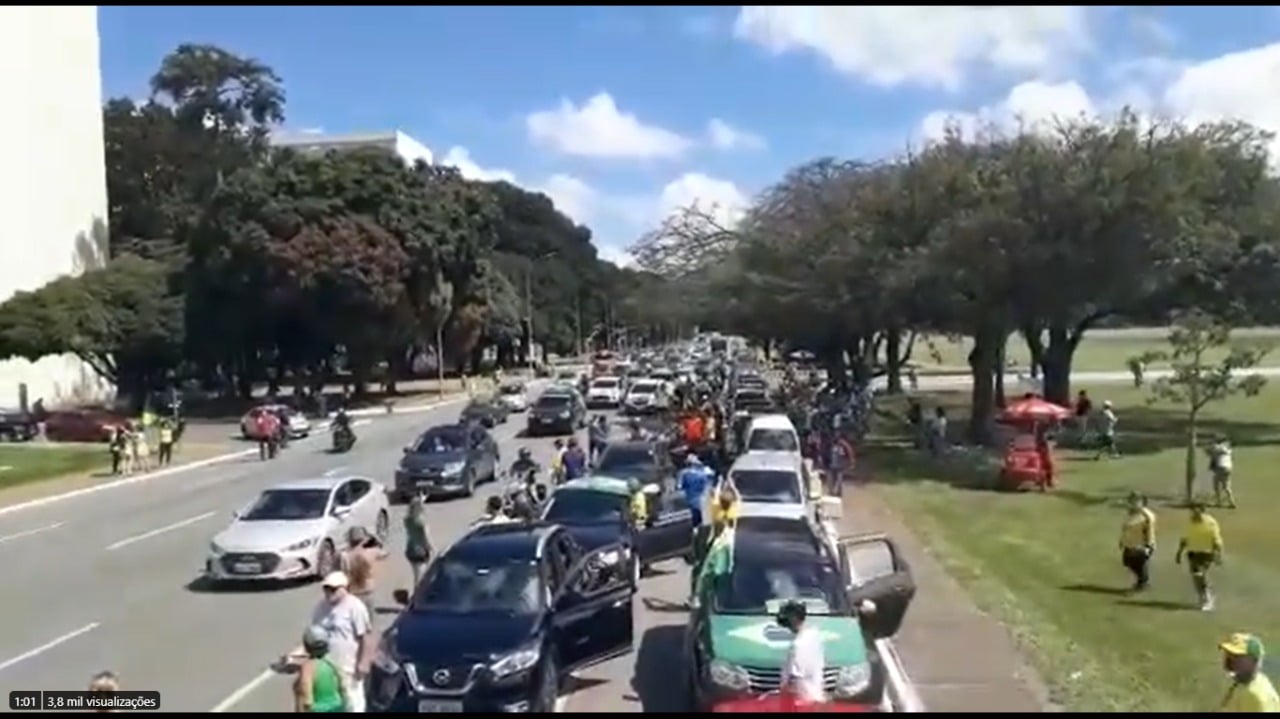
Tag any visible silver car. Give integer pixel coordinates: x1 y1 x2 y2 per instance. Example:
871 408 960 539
205 475 390 583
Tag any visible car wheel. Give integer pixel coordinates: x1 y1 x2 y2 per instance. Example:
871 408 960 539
462 473 476 498
374 510 390 545
315 540 338 578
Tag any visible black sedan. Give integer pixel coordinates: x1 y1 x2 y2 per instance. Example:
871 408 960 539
459 397 510 428
525 393 586 437
368 523 635 713
392 424 500 502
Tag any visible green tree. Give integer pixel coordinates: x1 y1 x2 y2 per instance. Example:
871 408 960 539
1135 311 1269 503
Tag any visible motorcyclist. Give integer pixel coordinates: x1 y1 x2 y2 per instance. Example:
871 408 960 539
331 406 354 447
508 447 540 479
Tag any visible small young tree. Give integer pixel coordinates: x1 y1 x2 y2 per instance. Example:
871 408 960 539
1133 311 1269 503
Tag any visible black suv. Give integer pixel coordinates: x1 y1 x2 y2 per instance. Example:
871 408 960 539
368 523 635 713
526 392 586 436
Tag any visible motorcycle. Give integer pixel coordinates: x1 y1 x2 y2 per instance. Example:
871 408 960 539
331 424 357 453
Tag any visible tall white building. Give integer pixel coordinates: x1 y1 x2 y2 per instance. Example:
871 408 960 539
270 130 434 166
0 6 112 408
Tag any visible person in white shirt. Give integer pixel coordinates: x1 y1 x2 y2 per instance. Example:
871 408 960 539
1095 400 1119 459
1207 436 1235 508
309 571 374 712
777 600 826 704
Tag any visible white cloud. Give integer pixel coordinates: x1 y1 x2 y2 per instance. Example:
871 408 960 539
1163 43 1280 140
526 92 693 160
657 172 750 229
707 118 767 151
920 79 1095 141
734 6 1091 91
439 146 601 226
440 146 517 184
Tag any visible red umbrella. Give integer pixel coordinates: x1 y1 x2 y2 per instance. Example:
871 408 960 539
998 396 1071 424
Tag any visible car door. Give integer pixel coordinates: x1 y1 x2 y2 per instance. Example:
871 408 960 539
344 479 376 530
329 482 358 534
839 533 917 640
551 542 635 672
468 426 494 477
641 491 694 561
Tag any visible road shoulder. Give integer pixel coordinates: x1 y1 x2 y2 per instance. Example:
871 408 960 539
841 483 1057 712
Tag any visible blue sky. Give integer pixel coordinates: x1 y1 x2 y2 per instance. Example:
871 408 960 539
99 6 1280 264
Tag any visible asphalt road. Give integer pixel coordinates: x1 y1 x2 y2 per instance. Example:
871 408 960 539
0 385 697 713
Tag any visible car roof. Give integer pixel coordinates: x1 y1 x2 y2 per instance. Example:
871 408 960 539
748 414 797 431
734 516 826 558
450 522 558 561
736 502 810 520
557 475 633 496
730 450 803 473
266 476 353 491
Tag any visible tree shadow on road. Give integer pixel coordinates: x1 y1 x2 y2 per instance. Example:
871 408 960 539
629 625 688 712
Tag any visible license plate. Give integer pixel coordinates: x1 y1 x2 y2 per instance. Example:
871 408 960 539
233 562 261 574
418 700 463 713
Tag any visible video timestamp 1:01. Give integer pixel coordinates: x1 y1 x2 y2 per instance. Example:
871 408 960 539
9 690 162 711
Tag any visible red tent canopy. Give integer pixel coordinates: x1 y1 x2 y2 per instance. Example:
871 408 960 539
999 396 1071 424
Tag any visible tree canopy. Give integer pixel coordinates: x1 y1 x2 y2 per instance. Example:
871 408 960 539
631 113 1280 442
0 43 658 402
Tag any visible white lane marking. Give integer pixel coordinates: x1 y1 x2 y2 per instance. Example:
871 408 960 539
105 511 216 552
210 644 304 713
0 404 453 518
324 466 350 477
0 622 100 674
0 521 65 545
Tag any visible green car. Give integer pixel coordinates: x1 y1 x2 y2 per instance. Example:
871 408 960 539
685 515 916 711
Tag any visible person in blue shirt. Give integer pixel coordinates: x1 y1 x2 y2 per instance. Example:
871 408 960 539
562 437 589 482
678 453 715 528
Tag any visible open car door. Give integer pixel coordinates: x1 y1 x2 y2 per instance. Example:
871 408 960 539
552 542 636 672
639 491 694 562
838 533 916 640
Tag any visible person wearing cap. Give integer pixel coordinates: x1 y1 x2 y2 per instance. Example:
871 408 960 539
778 599 826 705
310 571 373 712
294 626 346 713
1175 500 1224 611
1095 400 1119 459
1219 633 1280 712
1118 492 1157 592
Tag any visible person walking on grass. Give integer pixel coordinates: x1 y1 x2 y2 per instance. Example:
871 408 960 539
1094 400 1119 459
1218 633 1280 712
1118 492 1156 592
1208 436 1236 509
1175 500 1224 612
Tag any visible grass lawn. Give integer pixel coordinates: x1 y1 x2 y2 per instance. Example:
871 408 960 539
0 445 106 491
913 326 1280 374
867 383 1280 712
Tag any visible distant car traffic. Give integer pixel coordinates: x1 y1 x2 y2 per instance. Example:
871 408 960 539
368 523 636 713
459 396 511 428
240 404 311 440
497 382 529 412
526 392 587 436
622 380 668 416
0 408 39 441
393 423 500 501
585 376 624 408
44 409 128 443
206 475 389 583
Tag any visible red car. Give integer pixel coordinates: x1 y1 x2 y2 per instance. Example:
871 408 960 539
44 409 128 443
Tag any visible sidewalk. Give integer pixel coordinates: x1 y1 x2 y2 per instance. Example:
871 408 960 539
841 484 1057 712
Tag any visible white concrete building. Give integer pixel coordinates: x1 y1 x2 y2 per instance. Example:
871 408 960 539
270 130 434 166
0 6 112 408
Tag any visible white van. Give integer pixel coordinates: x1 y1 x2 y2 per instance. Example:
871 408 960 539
744 413 802 455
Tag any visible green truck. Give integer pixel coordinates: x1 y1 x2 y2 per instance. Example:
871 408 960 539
685 515 916 711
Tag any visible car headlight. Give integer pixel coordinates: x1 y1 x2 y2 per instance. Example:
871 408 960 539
372 628 403 674
832 662 873 698
708 659 750 690
489 642 541 678
558 411 570 419
209 542 224 555
443 461 466 475
285 537 317 552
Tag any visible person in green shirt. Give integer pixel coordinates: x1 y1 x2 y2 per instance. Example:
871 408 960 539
294 626 346 713
1219 633 1280 712
403 493 433 586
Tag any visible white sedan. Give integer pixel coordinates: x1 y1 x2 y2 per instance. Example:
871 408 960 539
205 475 389 583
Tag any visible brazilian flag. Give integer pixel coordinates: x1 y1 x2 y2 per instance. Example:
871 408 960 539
695 525 736 596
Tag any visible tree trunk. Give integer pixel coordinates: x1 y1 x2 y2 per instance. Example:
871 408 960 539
1184 409 1199 504
967 323 1002 445
994 335 1007 408
1041 325 1074 405
885 329 904 395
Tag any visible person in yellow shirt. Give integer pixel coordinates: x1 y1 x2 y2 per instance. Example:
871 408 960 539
1176 500 1224 611
1219 633 1280 712
709 482 740 537
549 439 566 484
1118 492 1156 592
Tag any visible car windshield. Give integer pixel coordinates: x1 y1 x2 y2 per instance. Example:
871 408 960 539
631 382 659 394
413 558 543 614
591 378 619 388
748 429 799 452
500 385 524 395
543 489 630 524
713 556 844 615
414 428 466 454
597 446 658 480
731 470 802 504
240 489 330 521
536 395 572 409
